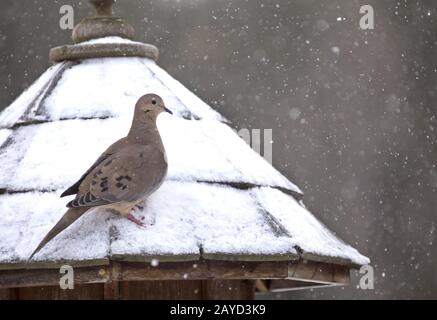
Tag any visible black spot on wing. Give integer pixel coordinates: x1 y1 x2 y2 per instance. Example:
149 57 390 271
93 169 103 178
60 153 112 198
115 175 132 182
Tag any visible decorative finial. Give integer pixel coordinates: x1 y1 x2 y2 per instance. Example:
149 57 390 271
90 0 115 16
72 0 134 43
49 0 159 63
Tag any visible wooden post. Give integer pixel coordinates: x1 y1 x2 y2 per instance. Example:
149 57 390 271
103 262 120 299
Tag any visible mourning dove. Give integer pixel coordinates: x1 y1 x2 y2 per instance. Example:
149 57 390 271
28 94 172 261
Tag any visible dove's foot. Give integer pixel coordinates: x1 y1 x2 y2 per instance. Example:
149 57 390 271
127 213 146 227
128 200 155 227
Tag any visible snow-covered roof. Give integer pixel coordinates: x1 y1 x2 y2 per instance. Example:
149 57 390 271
0 37 369 268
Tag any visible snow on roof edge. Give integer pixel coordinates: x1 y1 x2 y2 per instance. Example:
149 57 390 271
0 64 64 128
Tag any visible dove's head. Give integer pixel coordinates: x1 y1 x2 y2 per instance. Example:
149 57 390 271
135 94 173 120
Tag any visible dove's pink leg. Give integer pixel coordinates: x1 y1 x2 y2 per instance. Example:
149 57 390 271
127 213 145 226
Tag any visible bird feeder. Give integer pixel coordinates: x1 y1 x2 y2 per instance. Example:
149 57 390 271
0 0 369 299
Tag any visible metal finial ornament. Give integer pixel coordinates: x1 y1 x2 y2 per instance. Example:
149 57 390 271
49 0 159 63
89 0 115 16
72 0 134 43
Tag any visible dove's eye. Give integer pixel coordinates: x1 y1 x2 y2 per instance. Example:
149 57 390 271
152 99 157 105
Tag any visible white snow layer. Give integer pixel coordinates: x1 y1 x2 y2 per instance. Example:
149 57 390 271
41 57 224 121
0 192 110 262
78 37 227 121
79 36 145 46
0 129 12 146
0 63 64 128
0 181 367 265
110 182 295 258
254 187 370 265
0 116 300 194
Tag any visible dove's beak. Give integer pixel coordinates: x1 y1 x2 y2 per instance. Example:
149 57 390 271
164 107 173 115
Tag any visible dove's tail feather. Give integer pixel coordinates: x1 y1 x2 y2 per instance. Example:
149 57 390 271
27 207 89 262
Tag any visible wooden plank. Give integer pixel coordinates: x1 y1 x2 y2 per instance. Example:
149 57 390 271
310 261 335 283
202 260 289 279
119 261 203 281
0 259 350 289
119 260 289 281
103 261 120 299
261 280 333 293
301 252 356 268
333 264 351 284
0 266 110 289
9 281 255 299
0 260 287 288
103 282 120 300
289 260 319 280
0 288 10 300
0 258 110 271
287 260 350 284
261 260 351 293
111 253 200 263
0 288 18 300
287 260 298 277
202 252 297 261
18 284 104 300
119 281 203 299
202 280 255 300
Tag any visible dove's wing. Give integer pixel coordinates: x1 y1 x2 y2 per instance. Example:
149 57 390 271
60 138 128 197
67 144 167 208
